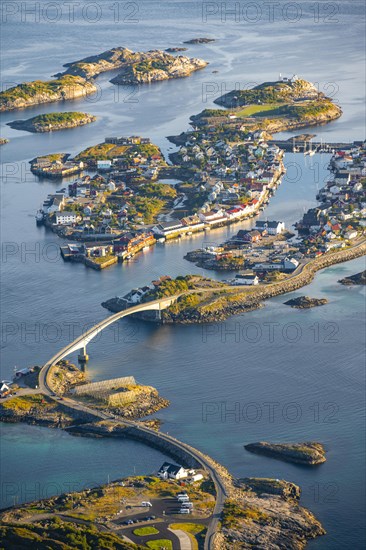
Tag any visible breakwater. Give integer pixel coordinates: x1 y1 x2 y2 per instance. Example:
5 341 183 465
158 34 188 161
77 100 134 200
163 240 366 324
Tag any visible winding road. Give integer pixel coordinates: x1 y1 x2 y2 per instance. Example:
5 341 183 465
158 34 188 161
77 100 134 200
36 237 365 548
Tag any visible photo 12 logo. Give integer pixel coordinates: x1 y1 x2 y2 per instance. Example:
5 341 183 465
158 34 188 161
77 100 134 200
202 400 340 423
1 2 140 24
201 2 340 24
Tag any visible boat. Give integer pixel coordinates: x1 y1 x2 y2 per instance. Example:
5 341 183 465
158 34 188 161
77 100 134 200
307 141 316 156
142 245 150 251
35 210 44 224
186 231 192 236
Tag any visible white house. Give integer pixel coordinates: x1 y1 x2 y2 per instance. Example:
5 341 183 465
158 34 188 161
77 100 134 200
344 229 358 240
234 273 259 285
158 462 188 480
55 212 77 225
198 209 226 224
189 473 204 483
97 160 112 171
0 383 11 397
152 221 184 237
256 220 285 235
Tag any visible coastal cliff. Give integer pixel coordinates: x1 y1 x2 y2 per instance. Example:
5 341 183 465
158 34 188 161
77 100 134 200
7 112 96 133
0 76 97 112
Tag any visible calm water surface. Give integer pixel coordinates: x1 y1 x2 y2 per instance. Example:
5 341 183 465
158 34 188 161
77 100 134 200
1 2 365 548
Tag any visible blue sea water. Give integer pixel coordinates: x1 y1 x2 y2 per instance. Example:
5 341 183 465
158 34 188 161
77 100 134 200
0 2 365 547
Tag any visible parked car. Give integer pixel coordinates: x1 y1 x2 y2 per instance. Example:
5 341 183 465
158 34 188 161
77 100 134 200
141 501 152 507
179 508 191 514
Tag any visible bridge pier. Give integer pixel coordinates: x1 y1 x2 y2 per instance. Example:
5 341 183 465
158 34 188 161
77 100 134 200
155 309 162 321
78 345 89 364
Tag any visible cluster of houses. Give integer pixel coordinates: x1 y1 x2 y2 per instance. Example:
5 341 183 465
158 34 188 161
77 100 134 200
31 156 84 178
296 144 366 253
157 462 204 483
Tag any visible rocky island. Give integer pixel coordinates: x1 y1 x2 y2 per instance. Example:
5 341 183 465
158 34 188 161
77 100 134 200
0 138 9 145
338 270 366 285
0 361 169 428
109 50 208 85
7 111 96 133
0 76 97 112
56 46 208 84
0 424 325 550
184 37 216 44
206 77 342 132
165 47 188 52
284 296 328 308
244 441 327 465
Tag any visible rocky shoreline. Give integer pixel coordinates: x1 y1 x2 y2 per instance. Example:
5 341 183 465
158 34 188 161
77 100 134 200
0 76 97 112
164 240 366 324
239 477 301 500
57 46 208 85
7 112 96 133
110 50 207 85
244 442 326 465
101 241 365 324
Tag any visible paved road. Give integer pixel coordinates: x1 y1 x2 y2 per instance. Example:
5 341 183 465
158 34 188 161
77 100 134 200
39 340 228 549
37 237 365 548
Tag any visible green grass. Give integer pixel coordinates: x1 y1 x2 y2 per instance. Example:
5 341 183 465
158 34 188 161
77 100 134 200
1 394 53 412
222 500 268 528
133 526 159 536
21 112 95 129
146 540 173 550
0 76 92 104
0 520 140 549
75 142 128 161
236 103 281 116
169 523 205 535
88 254 116 264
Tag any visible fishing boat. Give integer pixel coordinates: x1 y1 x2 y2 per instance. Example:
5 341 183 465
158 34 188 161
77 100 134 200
308 141 316 156
35 210 44 224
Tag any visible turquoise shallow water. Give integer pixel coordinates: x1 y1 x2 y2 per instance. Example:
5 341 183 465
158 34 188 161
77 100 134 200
1 1 365 547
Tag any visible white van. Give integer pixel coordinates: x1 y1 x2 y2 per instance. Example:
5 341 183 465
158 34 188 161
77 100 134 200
181 502 193 509
179 508 191 514
178 496 189 503
141 501 152 507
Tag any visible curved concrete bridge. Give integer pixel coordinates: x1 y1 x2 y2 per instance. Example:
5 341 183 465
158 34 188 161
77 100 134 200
38 290 228 550
44 295 180 365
